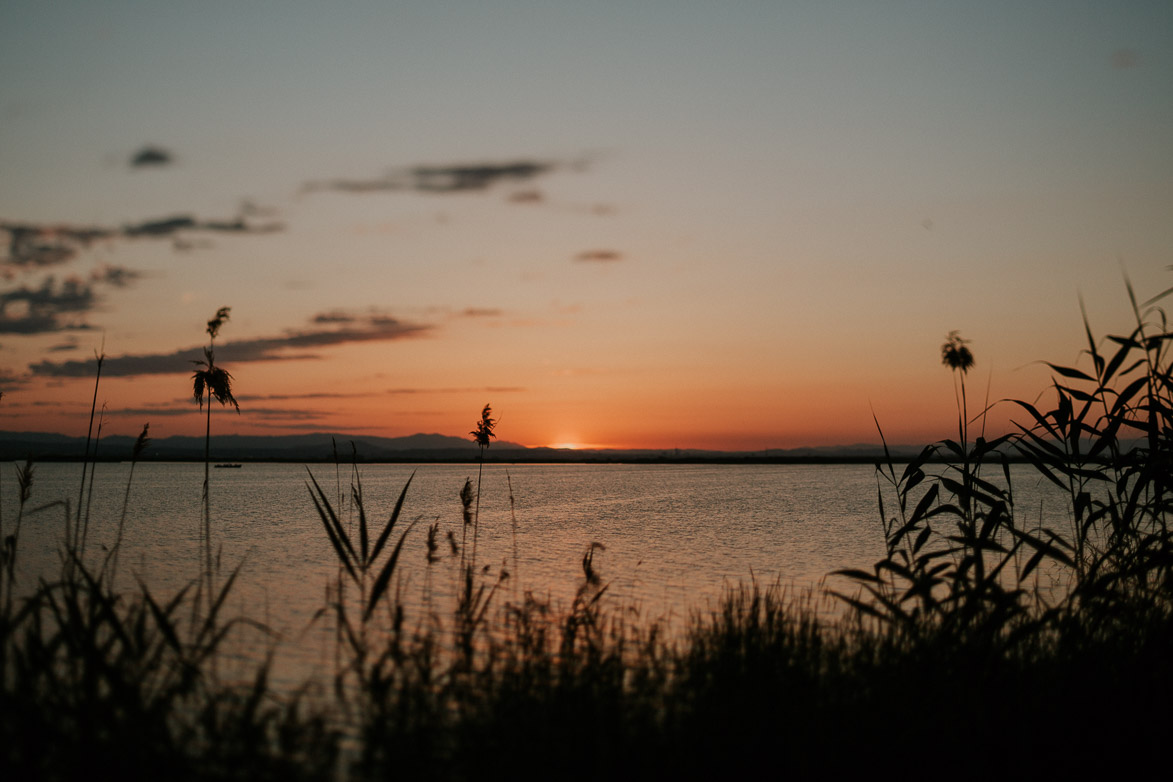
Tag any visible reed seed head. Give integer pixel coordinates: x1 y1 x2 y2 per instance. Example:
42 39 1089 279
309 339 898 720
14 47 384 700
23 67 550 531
941 331 974 374
192 348 240 411
133 423 151 459
460 478 474 525
470 403 497 448
16 458 34 503
206 306 231 340
426 521 440 563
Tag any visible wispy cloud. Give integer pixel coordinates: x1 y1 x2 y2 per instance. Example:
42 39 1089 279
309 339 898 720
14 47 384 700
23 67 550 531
1 222 110 273
0 276 97 334
507 189 545 204
29 313 432 378
245 391 378 401
48 337 80 352
1 212 283 276
304 159 566 195
385 386 525 395
459 307 504 318
0 262 150 335
90 264 142 288
574 250 623 263
0 368 30 391
129 145 173 168
312 311 357 324
122 214 283 237
107 404 326 422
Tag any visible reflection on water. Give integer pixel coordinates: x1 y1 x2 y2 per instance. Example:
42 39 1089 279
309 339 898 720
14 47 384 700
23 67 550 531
2 460 1075 690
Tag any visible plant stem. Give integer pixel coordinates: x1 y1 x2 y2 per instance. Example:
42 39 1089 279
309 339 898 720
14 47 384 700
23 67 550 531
471 444 484 571
74 350 104 552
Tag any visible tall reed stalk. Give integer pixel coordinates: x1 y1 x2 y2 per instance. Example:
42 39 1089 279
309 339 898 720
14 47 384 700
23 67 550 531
73 346 104 553
78 404 106 557
468 404 497 571
104 423 150 588
192 307 238 606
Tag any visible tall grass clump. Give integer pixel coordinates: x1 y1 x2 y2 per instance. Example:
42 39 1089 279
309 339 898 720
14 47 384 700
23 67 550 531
1 473 338 781
825 277 1173 772
306 466 419 704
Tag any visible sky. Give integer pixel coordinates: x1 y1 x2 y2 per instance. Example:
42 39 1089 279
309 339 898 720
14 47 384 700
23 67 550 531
1 1 1171 451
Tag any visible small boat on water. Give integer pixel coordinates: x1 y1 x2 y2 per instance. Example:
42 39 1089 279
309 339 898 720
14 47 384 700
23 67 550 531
214 463 243 469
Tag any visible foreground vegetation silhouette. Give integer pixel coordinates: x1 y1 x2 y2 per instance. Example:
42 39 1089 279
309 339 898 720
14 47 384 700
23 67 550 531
2 281 1171 780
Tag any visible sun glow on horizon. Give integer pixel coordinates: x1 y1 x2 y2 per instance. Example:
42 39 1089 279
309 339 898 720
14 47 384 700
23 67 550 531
546 441 617 451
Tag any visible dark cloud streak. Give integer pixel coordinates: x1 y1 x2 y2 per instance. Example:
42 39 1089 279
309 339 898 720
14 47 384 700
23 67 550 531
29 314 432 378
305 159 564 196
0 276 97 334
130 145 173 168
574 250 623 263
2 212 283 276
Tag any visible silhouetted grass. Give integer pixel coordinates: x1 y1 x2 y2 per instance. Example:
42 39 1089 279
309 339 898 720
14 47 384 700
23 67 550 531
3 279 1172 780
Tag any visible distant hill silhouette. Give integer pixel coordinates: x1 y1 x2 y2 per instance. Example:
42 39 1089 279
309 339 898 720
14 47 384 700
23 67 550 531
0 430 927 463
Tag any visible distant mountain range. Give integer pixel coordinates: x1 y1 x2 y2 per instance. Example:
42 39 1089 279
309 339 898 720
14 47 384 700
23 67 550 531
0 430 923 463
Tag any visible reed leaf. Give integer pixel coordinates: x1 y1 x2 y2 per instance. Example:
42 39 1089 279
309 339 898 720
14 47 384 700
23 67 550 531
370 471 416 565
365 516 420 623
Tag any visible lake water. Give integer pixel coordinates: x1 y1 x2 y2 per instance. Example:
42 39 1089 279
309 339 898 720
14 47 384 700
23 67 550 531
2 460 1076 688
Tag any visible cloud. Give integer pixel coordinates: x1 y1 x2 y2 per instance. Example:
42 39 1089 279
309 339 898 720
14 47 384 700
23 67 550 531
0 263 148 335
90 264 142 288
246 391 377 401
305 159 563 195
574 250 623 263
122 214 283 237
312 311 357 324
507 189 545 204
459 307 504 318
108 404 325 421
130 145 173 168
1 222 112 273
0 276 97 334
0 368 30 391
385 385 524 395
2 212 283 278
29 313 432 378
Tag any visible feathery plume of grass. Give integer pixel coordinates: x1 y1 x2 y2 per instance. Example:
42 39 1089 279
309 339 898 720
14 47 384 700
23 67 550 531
941 330 974 445
459 478 473 571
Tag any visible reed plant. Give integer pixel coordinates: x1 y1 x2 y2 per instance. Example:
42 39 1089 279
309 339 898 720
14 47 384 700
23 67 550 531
192 307 239 606
1 488 337 781
468 403 496 571
104 423 151 589
73 345 104 555
306 466 419 699
834 277 1172 661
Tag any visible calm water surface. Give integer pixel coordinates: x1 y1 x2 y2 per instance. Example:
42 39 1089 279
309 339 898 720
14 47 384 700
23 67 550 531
2 461 1074 688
